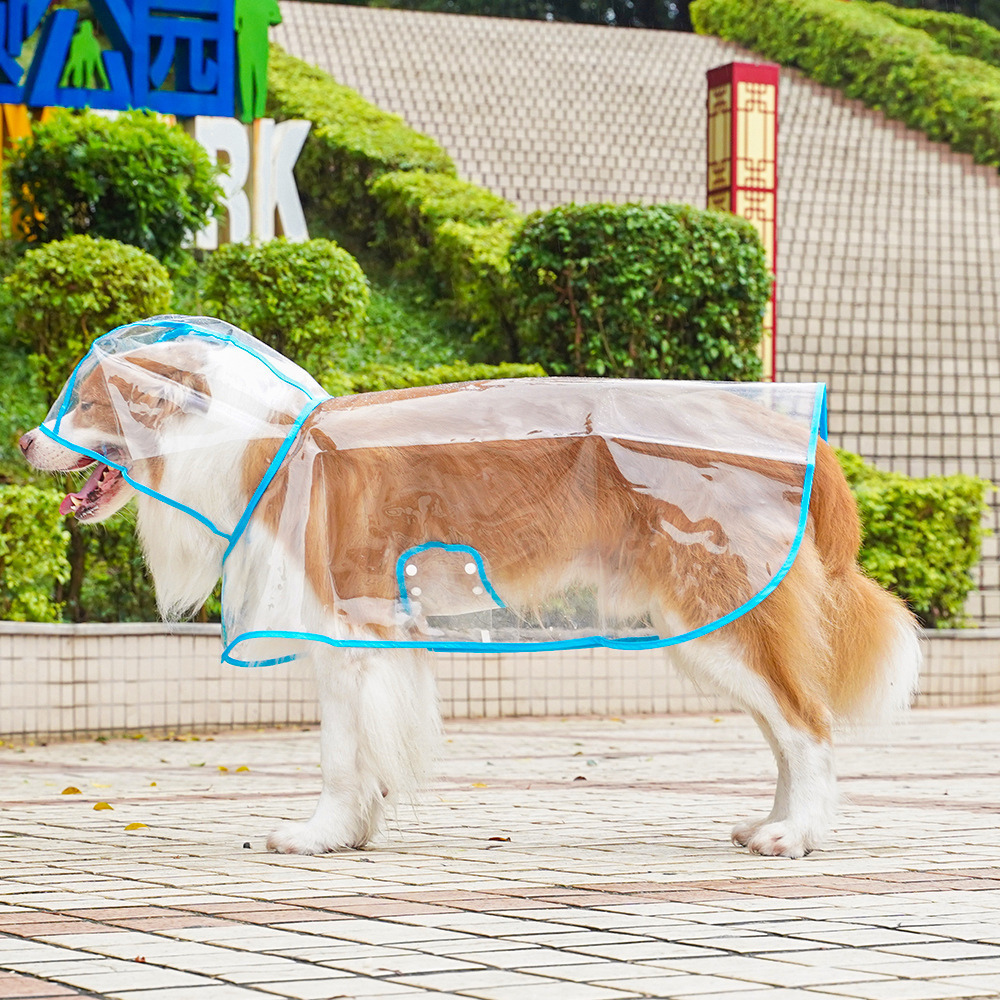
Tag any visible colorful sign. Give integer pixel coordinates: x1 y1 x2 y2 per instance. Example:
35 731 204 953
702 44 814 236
706 62 779 381
2 0 278 123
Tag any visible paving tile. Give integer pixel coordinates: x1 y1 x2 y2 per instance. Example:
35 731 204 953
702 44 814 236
1 710 1000 1000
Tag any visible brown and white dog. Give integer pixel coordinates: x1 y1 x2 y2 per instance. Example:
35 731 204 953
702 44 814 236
20 331 921 859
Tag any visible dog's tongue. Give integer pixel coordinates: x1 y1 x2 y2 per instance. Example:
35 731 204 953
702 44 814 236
60 463 108 516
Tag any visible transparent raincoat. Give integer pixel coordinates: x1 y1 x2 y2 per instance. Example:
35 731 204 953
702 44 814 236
42 317 828 667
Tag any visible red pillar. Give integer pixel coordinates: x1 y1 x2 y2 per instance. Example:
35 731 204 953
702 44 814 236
706 62 779 381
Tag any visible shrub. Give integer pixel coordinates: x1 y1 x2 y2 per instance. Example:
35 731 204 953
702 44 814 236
691 0 1000 168
75 513 159 623
266 46 455 244
6 109 223 264
0 484 70 622
5 236 173 402
323 360 546 396
868 2 1000 67
369 170 523 353
508 202 769 379
837 450 992 628
201 237 370 373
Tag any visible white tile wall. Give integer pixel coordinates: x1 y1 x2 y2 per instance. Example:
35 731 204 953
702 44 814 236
0 623 994 742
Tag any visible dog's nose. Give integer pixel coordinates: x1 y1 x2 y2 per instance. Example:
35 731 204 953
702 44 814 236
18 430 34 455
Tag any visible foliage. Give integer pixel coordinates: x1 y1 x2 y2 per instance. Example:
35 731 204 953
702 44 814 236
323 359 546 395
6 110 223 265
266 46 455 246
75 512 159 623
5 236 173 403
369 170 523 352
870 1 1000 64
691 0 1000 168
0 484 70 622
837 449 992 628
201 237 370 373
874 0 1000 34
508 202 769 378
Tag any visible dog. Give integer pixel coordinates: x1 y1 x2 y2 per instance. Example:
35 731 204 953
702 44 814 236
20 317 920 859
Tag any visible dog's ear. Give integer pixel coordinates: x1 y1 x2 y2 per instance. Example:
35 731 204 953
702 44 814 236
109 357 212 427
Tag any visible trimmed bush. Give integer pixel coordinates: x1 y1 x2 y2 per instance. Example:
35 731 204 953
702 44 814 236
691 0 1000 168
369 170 520 265
6 109 223 264
201 237 370 373
323 360 546 396
837 450 992 628
5 236 173 402
0 484 70 622
868 2 1000 67
266 46 455 243
369 170 522 352
508 203 769 379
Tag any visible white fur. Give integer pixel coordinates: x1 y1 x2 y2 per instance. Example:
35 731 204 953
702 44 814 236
665 627 836 859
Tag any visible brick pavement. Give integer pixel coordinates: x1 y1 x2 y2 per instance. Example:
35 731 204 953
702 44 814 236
0 707 998 999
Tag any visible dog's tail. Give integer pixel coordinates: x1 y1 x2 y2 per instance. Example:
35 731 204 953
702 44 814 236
810 442 922 724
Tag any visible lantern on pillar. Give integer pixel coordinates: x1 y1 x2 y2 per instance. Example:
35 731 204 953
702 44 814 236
706 62 779 381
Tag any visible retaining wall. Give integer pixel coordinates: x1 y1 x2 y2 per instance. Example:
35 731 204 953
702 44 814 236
1 622 995 742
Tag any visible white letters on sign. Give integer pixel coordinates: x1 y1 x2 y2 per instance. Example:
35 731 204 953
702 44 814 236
190 115 311 249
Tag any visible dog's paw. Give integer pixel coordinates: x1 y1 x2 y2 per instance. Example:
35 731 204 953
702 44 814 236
743 821 814 859
731 816 769 848
266 821 360 855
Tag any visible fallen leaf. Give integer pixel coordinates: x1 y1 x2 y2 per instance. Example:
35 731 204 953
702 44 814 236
94 802 113 811
573 776 587 781
125 823 147 831
472 782 488 788
218 766 229 772
61 786 81 795
488 836 510 842
235 766 250 772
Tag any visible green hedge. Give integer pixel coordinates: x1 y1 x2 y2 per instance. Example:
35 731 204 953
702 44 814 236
6 110 222 265
0 484 70 622
691 0 1000 168
868 2 1000 67
837 450 992 628
368 170 522 352
266 46 455 243
5 235 173 403
266 48 522 353
508 203 769 379
201 237 370 373
322 360 545 396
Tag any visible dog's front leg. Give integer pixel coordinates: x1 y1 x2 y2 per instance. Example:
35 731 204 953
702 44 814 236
267 648 439 855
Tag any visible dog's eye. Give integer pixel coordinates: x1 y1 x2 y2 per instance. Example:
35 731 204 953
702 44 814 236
80 401 94 412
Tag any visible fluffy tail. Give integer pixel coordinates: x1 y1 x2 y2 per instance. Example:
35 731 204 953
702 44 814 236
825 572 922 723
810 441 922 724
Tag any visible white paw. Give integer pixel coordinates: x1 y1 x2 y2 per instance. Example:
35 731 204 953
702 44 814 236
731 816 769 847
744 821 814 859
266 820 363 855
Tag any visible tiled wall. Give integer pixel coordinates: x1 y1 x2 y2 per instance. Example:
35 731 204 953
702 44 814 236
1 623 995 742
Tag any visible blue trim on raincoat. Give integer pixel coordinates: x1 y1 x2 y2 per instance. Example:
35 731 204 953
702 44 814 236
222 383 829 666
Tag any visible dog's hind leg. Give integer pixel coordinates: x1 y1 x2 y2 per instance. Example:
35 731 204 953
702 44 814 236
666 630 837 859
267 648 440 855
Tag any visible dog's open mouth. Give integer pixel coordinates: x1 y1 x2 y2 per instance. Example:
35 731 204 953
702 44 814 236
60 456 127 520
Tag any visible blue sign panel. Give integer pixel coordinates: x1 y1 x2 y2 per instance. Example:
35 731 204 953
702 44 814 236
1 0 271 119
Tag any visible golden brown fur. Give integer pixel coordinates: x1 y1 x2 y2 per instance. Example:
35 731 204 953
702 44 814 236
241 392 915 744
